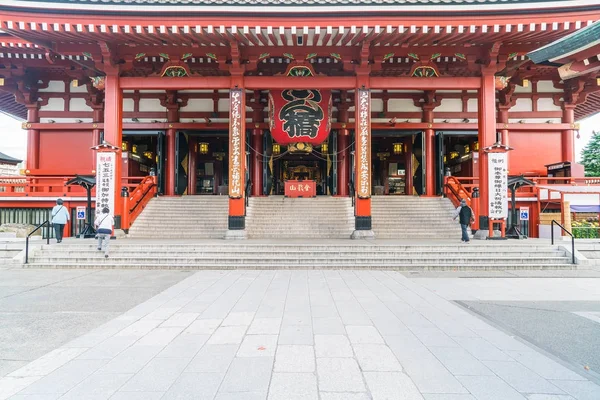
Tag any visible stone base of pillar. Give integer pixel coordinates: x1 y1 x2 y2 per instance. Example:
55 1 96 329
351 230 375 239
224 230 248 240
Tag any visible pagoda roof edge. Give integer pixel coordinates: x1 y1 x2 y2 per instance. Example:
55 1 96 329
2 0 598 15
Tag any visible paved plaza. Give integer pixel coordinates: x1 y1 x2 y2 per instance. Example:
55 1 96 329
0 268 599 400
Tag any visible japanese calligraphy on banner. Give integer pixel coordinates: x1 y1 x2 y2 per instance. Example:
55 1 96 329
356 89 371 199
488 152 508 218
95 152 115 216
229 88 245 199
269 89 332 145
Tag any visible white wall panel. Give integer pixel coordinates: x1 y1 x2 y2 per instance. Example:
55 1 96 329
388 99 421 112
514 84 532 93
70 83 88 93
511 98 533 112
371 99 384 113
139 98 165 112
435 99 462 113
40 98 64 111
218 98 230 112
69 98 93 112
38 80 65 93
467 98 478 112
537 80 562 93
537 97 562 112
180 99 213 112
123 98 135 113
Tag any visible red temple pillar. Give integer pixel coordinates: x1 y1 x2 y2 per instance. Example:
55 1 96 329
91 105 104 171
226 86 247 238
498 106 510 147
25 104 40 171
352 86 374 238
423 106 436 196
165 101 179 196
188 136 197 195
337 101 350 196
251 100 264 196
561 104 575 162
103 75 123 221
478 72 497 225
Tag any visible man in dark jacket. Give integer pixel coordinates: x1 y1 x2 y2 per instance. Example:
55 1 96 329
454 199 474 243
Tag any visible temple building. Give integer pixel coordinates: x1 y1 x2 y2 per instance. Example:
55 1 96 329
0 0 599 239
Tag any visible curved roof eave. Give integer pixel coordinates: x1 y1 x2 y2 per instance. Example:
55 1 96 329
1 0 596 15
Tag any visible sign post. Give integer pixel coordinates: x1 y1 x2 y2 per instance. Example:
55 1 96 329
76 206 86 220
483 143 512 239
91 142 121 231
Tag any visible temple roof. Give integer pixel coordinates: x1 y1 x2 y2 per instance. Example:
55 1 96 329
8 0 576 4
0 151 22 165
4 0 592 12
528 21 600 65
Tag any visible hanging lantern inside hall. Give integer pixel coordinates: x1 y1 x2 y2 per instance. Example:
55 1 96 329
321 143 328 153
198 142 209 155
473 142 480 151
272 143 281 155
393 143 404 155
269 89 332 145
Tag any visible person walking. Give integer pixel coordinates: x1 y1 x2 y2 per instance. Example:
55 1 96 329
94 207 114 258
453 199 474 243
51 199 70 243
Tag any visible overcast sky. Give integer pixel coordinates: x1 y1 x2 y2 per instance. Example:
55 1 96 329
0 111 598 164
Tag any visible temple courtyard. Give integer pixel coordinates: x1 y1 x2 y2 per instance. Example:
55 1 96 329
0 262 599 399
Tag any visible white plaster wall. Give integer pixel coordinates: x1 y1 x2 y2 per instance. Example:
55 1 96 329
70 83 88 93
138 90 165 94
387 90 420 93
40 98 65 112
218 98 230 112
467 98 478 113
38 80 65 93
435 98 462 113
514 84 532 94
388 99 421 112
537 80 562 93
511 98 533 112
139 98 165 112
371 99 384 113
123 99 135 113
537 97 562 112
179 90 217 93
436 90 462 94
180 99 213 112
69 98 93 112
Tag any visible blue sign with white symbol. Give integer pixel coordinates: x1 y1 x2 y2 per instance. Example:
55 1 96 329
519 207 529 221
76 206 86 220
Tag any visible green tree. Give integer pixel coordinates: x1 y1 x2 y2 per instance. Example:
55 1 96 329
582 130 600 177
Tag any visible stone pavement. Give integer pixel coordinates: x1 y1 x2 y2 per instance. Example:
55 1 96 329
0 270 599 400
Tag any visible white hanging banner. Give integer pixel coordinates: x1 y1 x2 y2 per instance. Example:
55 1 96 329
488 152 508 218
95 152 116 216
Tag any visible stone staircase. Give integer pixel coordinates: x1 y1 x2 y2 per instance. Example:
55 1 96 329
128 196 229 239
246 196 354 239
23 241 575 270
0 242 23 265
372 196 462 239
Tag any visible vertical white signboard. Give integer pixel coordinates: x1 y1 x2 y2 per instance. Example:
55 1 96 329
95 152 116 216
488 152 508 218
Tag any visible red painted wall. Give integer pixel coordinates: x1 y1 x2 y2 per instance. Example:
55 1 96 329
38 130 94 173
509 131 562 176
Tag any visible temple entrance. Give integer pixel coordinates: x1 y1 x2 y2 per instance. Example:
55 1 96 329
268 151 330 196
371 131 426 196
435 130 478 195
121 130 165 194
174 131 229 195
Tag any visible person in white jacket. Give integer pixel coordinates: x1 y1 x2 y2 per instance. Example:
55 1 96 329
51 198 70 243
94 207 114 258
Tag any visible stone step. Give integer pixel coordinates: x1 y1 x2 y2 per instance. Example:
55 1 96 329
38 249 566 257
23 263 575 271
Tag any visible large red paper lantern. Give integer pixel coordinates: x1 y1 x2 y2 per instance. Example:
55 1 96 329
269 89 332 145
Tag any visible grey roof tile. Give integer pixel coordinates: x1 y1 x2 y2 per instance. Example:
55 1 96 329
14 0 566 6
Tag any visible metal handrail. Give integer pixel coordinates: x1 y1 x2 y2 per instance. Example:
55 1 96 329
25 220 51 264
129 181 156 214
245 181 253 210
348 180 355 209
551 220 575 264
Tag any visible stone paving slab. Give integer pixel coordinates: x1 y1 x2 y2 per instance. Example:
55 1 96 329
0 270 598 399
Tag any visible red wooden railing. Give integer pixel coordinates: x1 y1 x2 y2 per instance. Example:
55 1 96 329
0 176 87 196
121 175 157 232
